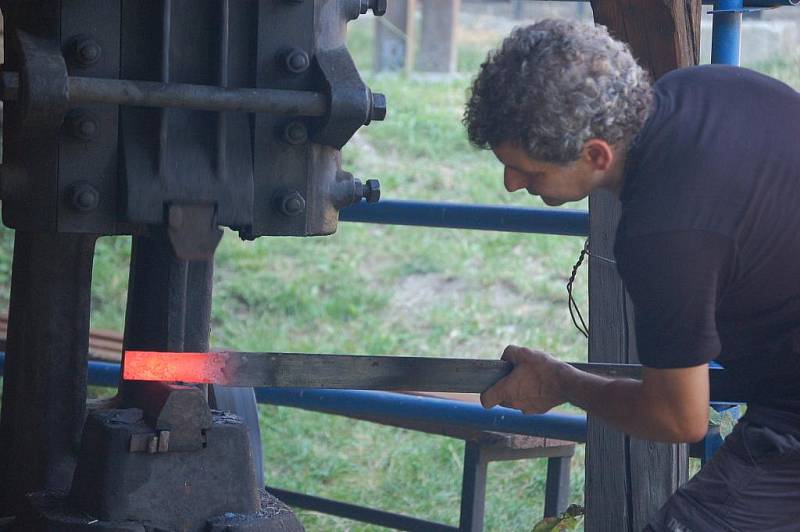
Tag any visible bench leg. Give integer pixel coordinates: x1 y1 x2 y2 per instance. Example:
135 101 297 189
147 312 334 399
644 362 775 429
544 456 571 518
459 441 488 532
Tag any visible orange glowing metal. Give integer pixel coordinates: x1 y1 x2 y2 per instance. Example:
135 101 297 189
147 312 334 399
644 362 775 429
123 351 228 383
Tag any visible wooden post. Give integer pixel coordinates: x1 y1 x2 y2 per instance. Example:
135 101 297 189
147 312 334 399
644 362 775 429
586 2 701 531
374 0 416 73
417 0 460 73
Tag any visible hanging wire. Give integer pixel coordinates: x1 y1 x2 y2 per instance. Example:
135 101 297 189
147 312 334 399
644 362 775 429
566 238 619 339
567 239 590 338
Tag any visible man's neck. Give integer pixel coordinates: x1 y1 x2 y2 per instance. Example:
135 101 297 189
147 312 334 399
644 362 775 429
605 143 629 196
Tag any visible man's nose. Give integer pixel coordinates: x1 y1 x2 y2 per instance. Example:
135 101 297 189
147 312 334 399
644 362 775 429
504 168 526 192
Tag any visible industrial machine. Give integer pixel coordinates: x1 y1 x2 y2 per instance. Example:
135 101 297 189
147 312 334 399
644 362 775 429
0 1 385 529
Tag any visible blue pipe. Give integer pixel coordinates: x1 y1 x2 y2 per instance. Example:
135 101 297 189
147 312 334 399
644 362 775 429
341 200 589 237
0 353 589 443
711 0 744 66
255 387 588 442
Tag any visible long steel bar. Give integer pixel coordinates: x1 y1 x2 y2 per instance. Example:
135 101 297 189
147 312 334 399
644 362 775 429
340 200 590 236
0 352 589 442
121 350 745 401
66 76 328 116
0 354 746 441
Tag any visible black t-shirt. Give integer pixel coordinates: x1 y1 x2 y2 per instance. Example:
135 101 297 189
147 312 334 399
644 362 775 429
615 65 800 433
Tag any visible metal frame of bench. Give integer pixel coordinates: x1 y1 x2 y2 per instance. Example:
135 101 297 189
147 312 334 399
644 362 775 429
259 391 577 531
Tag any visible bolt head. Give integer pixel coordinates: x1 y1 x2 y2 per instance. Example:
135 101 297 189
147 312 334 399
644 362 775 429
282 121 308 145
278 191 306 216
72 36 102 66
70 183 100 212
67 110 100 141
285 49 310 74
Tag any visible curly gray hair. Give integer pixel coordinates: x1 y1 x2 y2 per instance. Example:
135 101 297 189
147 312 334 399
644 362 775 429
463 19 652 163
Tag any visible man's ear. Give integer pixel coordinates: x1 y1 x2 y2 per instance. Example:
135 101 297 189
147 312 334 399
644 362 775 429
580 139 614 172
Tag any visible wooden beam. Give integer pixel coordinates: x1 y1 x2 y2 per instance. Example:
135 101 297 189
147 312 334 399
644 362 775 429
374 0 416 73
417 0 461 73
591 0 701 80
586 2 701 531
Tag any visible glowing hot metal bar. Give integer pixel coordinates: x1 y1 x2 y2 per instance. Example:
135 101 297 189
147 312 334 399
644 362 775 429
123 351 745 399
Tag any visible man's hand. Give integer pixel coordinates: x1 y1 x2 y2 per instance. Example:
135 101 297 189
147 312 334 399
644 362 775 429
480 345 570 414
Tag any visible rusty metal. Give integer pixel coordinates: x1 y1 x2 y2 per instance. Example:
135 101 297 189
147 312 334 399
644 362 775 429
0 0 386 527
0 0 383 246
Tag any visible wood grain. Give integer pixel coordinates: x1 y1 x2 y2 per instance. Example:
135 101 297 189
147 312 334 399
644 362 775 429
586 2 701 529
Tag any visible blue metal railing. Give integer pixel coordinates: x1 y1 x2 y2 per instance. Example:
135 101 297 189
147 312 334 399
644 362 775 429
341 200 589 236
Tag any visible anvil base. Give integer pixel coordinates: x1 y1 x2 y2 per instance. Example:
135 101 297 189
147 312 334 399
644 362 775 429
14 409 304 532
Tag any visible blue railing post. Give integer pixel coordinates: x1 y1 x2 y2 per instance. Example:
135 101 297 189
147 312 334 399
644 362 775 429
711 0 745 65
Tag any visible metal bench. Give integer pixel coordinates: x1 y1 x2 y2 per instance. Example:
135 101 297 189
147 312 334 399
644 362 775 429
259 390 576 532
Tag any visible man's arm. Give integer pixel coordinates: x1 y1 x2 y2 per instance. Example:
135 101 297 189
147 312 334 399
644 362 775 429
480 345 709 443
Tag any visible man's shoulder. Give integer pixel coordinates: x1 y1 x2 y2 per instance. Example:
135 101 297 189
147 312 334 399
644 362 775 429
655 64 797 96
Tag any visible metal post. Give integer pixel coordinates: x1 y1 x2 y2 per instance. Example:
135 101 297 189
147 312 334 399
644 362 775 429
711 0 744 65
0 232 97 515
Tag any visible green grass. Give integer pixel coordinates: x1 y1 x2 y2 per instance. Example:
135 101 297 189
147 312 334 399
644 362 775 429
0 10 798 532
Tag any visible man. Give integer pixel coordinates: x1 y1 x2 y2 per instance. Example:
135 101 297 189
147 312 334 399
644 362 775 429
463 19 800 531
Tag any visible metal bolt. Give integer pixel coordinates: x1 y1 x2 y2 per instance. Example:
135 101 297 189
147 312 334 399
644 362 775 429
71 36 102 67
277 191 306 216
360 0 387 16
362 179 380 203
282 121 308 145
284 49 310 74
70 182 100 212
66 110 100 141
366 92 387 124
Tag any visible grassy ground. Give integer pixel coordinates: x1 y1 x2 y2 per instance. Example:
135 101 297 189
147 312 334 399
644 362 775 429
0 7 798 532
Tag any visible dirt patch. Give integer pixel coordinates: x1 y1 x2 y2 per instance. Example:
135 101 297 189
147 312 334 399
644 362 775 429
390 273 468 312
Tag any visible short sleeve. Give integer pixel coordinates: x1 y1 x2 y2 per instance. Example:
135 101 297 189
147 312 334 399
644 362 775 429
615 231 733 368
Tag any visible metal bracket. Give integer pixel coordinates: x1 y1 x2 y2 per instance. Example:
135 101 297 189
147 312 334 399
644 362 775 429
12 30 69 136
166 203 224 261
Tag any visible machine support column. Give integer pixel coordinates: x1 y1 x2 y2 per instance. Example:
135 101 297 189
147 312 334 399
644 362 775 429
0 232 98 515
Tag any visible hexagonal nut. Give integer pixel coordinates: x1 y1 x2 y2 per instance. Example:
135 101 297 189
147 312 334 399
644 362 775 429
371 0 388 16
363 179 380 203
367 92 387 124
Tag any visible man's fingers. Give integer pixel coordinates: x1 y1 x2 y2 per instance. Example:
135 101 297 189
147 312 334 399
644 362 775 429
480 376 511 409
501 344 524 363
480 387 501 409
